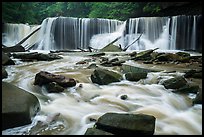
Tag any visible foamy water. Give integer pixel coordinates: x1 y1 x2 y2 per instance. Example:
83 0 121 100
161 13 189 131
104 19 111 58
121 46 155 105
2 51 202 135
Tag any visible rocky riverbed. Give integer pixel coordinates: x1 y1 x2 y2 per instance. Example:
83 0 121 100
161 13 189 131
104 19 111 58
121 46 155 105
2 49 202 135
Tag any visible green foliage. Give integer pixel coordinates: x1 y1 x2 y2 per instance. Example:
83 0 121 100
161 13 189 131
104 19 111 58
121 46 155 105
2 2 162 24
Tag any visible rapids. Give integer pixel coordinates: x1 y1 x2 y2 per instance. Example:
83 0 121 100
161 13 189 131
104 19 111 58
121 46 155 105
2 51 202 135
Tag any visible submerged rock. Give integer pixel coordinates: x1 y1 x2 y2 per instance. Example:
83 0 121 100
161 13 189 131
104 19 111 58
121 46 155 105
85 128 114 135
94 113 156 135
162 76 187 89
34 71 76 87
2 82 40 130
91 68 122 85
2 51 15 65
125 72 147 82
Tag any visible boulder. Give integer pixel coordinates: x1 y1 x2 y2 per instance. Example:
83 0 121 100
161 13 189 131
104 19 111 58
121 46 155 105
122 64 159 74
162 76 187 89
132 48 158 61
2 66 8 79
34 71 76 87
2 51 15 65
44 82 65 93
95 113 156 135
2 45 25 53
91 68 122 85
2 82 40 130
120 95 128 100
173 84 199 94
100 44 122 52
84 128 114 135
193 89 202 104
184 69 202 79
87 63 98 69
125 72 147 82
175 51 190 57
12 52 63 61
156 53 181 62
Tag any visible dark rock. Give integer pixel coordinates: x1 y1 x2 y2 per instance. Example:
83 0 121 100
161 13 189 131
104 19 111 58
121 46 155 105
193 89 202 104
156 53 181 62
85 128 114 135
176 52 190 57
162 76 187 89
2 82 40 130
133 48 158 61
184 69 202 79
44 82 65 93
125 72 147 82
34 71 76 87
120 95 128 100
87 52 105 57
173 84 199 94
100 44 122 52
2 66 8 79
111 60 125 66
129 51 137 57
2 51 15 65
76 60 87 65
87 63 98 69
2 45 25 53
91 68 122 85
12 52 62 61
95 113 156 135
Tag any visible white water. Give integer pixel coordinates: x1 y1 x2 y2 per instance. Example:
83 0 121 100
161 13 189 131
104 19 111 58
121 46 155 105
2 51 202 135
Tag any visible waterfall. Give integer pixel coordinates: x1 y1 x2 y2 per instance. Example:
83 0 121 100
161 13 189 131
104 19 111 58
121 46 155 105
34 17 123 50
2 15 202 51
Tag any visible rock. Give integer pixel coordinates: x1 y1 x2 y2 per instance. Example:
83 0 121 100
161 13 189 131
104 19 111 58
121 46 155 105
193 89 202 104
129 51 137 57
2 82 40 130
2 66 8 79
34 71 76 87
173 84 199 94
85 128 114 135
122 64 159 74
100 44 122 52
87 52 105 57
12 52 63 61
133 48 159 61
2 45 25 53
125 72 147 82
184 69 202 79
87 63 98 69
2 51 15 65
175 51 190 57
162 76 187 89
156 53 181 62
95 113 156 135
120 95 128 100
44 82 65 93
91 68 122 85
76 60 87 65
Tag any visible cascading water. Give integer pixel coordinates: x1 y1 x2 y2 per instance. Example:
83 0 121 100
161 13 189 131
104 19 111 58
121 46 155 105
2 15 202 51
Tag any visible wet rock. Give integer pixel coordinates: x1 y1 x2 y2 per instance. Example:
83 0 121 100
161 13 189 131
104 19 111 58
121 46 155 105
85 128 114 135
95 113 156 135
2 51 15 65
76 60 87 65
193 89 202 104
120 95 128 100
133 48 159 61
87 63 98 69
122 64 159 73
173 84 199 94
2 81 40 130
175 51 190 57
44 82 65 93
156 53 181 62
184 69 202 79
2 45 25 53
129 51 137 57
2 66 8 79
162 76 187 89
91 68 122 85
125 72 147 82
87 52 105 57
34 71 76 87
12 52 62 61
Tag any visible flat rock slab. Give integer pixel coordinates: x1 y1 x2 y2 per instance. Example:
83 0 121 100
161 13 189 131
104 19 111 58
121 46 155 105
95 113 156 135
2 82 40 130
